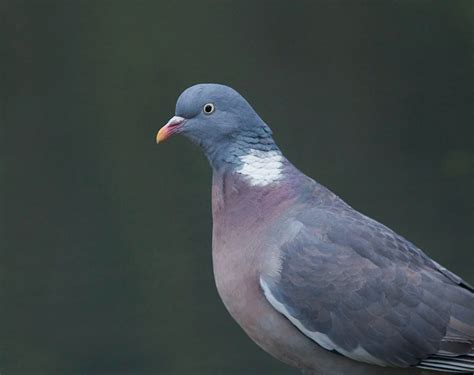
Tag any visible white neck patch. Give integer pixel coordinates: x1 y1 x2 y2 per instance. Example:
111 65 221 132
237 149 284 187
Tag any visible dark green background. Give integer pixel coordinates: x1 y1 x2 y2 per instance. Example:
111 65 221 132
1 1 473 374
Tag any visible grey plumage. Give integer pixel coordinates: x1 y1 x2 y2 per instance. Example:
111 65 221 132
157 83 474 374
260 183 474 372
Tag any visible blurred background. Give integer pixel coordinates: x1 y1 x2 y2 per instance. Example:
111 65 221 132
1 1 473 374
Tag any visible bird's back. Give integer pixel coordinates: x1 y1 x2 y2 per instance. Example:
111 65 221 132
260 174 474 373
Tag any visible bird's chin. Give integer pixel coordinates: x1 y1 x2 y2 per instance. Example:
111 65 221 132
156 116 187 143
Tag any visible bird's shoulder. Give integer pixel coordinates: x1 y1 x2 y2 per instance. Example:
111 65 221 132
282 176 472 291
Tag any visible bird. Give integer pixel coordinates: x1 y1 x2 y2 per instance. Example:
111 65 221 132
156 83 474 375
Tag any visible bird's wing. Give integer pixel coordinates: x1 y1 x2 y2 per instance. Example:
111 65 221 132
260 207 474 373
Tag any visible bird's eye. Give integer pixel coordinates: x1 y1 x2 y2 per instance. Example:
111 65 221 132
203 103 215 115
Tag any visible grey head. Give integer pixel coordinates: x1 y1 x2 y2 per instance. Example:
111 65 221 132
156 84 279 168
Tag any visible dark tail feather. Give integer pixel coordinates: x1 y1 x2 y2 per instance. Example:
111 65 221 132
418 355 474 373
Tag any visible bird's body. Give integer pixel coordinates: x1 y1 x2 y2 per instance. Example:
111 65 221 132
157 84 474 374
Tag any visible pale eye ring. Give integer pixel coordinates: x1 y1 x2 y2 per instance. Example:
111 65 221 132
203 103 215 115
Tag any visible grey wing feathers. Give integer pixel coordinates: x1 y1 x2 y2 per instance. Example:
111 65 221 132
261 206 474 373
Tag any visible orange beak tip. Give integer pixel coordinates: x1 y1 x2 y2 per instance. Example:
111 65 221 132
156 127 168 144
156 116 186 145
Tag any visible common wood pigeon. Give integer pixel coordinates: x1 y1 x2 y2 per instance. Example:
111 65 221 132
156 84 474 374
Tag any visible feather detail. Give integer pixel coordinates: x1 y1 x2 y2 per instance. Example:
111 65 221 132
417 354 474 373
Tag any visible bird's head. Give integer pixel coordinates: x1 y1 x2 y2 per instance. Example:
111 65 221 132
156 84 276 167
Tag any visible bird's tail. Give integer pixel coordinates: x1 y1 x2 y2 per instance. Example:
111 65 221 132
418 352 474 373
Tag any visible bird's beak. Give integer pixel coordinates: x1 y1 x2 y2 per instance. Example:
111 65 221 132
156 116 186 144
